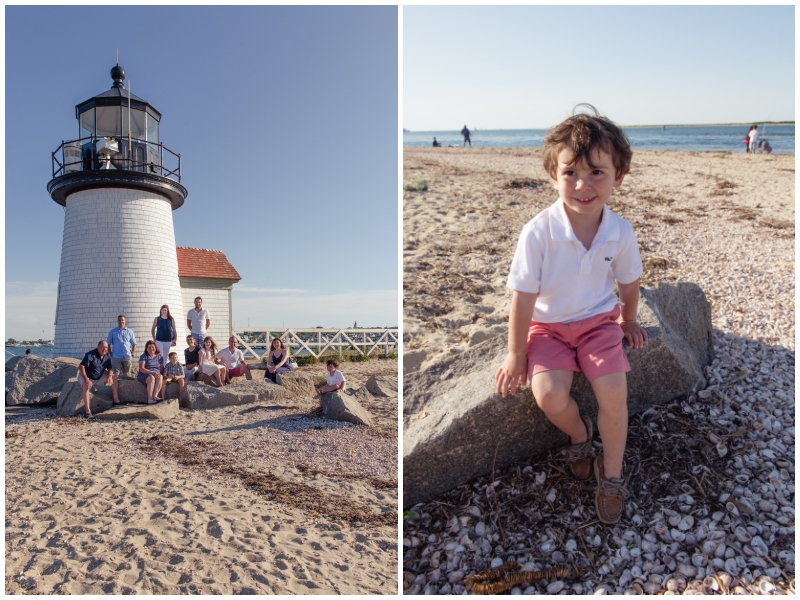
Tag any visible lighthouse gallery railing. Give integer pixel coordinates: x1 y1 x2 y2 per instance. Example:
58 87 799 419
51 135 181 182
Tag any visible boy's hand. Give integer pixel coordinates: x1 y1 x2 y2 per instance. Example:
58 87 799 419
620 321 648 349
495 351 528 398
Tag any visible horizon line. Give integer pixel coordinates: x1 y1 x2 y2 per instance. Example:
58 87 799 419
404 121 795 132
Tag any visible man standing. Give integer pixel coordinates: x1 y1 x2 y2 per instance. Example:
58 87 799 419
218 336 253 382
187 297 211 347
78 340 121 418
107 315 137 379
461 125 472 148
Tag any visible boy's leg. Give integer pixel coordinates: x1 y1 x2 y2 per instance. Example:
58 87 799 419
590 371 628 479
530 370 584 442
530 369 595 480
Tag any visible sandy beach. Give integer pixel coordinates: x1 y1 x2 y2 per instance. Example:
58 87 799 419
403 147 794 594
6 359 398 594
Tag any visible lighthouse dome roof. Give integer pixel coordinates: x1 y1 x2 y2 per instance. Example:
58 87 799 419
75 65 162 121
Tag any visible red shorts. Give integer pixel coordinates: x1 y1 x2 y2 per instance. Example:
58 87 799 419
527 305 630 382
228 365 248 377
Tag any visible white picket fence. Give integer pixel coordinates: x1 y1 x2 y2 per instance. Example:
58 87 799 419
232 328 399 361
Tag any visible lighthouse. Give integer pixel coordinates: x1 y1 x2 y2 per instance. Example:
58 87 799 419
48 65 188 358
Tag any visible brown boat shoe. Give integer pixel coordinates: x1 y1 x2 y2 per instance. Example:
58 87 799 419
565 415 594 481
594 455 629 524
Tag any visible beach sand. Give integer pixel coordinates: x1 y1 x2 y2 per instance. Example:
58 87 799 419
403 147 794 594
6 359 398 594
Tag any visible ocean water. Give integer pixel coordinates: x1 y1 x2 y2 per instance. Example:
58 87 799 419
405 124 795 154
5 346 54 361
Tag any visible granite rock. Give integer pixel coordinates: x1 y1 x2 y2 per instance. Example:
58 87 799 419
321 391 372 427
403 282 714 508
366 374 398 397
56 378 113 417
276 370 316 398
96 398 180 420
6 356 77 405
184 379 285 410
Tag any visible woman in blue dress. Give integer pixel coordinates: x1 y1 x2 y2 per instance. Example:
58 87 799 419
138 340 165 404
264 338 292 383
151 305 177 359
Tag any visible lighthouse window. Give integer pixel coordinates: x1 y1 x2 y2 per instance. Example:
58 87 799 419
146 113 159 144
122 109 147 141
96 106 122 137
79 108 95 139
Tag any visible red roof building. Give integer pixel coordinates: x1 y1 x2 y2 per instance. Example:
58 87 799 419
176 247 241 342
176 247 241 281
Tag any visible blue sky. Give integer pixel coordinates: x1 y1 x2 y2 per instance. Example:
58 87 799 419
6 6 398 340
404 5 795 130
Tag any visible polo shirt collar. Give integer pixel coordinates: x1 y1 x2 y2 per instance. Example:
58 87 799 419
549 199 620 245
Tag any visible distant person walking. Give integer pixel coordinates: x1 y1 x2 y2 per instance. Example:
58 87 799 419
748 125 761 154
461 125 472 147
151 304 177 359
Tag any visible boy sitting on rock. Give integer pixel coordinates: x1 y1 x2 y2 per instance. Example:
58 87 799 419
495 104 648 524
162 351 186 401
317 358 346 409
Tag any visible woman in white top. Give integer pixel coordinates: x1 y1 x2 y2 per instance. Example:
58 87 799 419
199 336 227 387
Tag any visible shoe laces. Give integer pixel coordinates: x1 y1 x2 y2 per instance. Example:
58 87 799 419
598 476 628 499
565 439 591 461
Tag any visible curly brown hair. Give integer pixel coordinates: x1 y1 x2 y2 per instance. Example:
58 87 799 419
542 104 632 181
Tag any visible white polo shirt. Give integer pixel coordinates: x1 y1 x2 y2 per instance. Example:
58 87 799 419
216 347 244 370
507 199 643 324
187 308 210 335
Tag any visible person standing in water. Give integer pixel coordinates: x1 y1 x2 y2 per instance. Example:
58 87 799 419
461 125 472 147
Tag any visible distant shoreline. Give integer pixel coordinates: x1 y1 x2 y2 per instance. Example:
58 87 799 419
404 122 795 132
621 122 794 129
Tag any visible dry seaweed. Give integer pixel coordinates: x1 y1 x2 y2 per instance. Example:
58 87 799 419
138 434 396 525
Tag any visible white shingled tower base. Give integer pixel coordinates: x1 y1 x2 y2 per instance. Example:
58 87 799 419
53 188 185 358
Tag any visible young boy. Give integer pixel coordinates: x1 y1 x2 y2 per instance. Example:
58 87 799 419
162 351 186 401
317 358 346 408
495 105 648 525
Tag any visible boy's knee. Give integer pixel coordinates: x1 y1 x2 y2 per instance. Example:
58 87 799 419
532 386 570 413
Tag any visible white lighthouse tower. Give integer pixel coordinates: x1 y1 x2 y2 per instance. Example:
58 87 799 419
48 65 188 358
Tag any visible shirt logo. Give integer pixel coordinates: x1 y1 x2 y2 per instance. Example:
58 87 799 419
605 256 613 261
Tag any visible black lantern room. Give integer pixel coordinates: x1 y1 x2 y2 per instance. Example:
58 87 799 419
48 65 187 208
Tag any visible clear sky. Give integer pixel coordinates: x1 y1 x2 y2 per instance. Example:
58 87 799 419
404 5 795 131
5 6 398 340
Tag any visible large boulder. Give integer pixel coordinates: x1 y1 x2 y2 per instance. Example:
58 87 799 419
276 370 316 398
351 386 375 404
184 379 285 410
6 356 77 405
366 374 398 397
403 282 714 508
89 378 184 404
321 391 373 426
56 379 114 417
96 398 180 421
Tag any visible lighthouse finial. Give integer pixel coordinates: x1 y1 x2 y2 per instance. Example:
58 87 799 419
111 63 125 89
